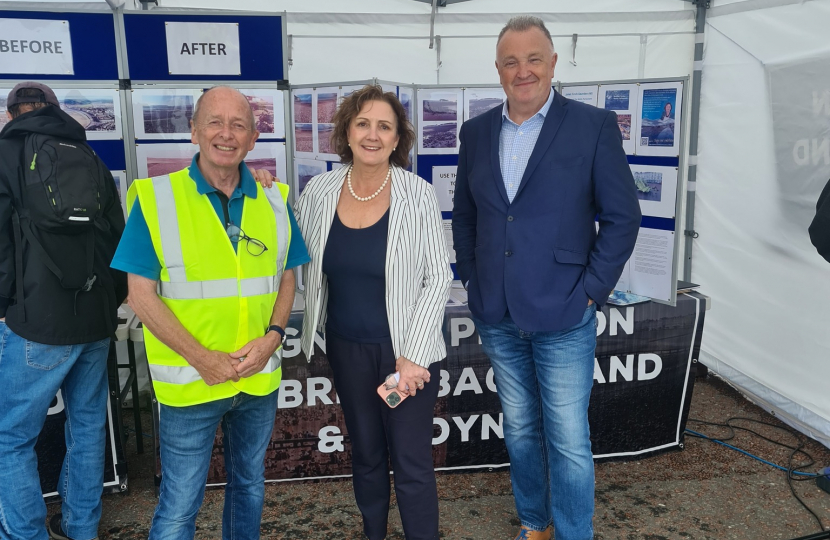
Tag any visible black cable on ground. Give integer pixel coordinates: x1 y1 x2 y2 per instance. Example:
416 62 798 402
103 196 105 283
687 417 828 534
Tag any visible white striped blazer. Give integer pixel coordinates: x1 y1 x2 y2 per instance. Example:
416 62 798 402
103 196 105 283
293 165 453 367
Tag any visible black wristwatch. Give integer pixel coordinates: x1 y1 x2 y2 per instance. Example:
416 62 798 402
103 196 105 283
266 324 287 344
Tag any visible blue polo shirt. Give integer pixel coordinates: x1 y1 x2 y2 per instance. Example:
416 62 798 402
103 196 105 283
111 154 310 281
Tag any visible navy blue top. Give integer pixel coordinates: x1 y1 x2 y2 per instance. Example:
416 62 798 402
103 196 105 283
323 209 390 343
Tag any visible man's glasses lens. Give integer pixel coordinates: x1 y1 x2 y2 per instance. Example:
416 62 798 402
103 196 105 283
226 225 268 256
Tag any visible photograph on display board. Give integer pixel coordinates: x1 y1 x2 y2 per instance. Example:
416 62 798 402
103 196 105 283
599 84 638 155
131 88 202 140
561 85 598 107
316 89 338 124
294 158 327 197
294 123 313 153
629 164 678 219
244 143 287 186
110 170 128 217
422 94 458 121
52 89 123 141
399 87 414 123
463 88 505 121
0 95 7 131
293 92 313 124
135 143 197 179
422 123 458 150
636 82 683 157
238 88 285 139
317 124 335 155
418 89 462 154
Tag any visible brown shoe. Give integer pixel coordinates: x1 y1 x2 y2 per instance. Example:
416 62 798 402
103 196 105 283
512 525 552 540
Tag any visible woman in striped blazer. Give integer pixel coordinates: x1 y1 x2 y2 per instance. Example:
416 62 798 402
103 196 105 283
293 85 452 540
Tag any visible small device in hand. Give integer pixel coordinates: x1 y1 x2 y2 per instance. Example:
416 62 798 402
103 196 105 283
377 372 408 408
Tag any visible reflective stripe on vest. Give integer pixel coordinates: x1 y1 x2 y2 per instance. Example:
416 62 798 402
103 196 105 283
157 275 279 300
153 175 290 289
152 175 187 282
150 349 283 385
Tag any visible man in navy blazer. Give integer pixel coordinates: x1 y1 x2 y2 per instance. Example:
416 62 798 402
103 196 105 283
452 16 641 540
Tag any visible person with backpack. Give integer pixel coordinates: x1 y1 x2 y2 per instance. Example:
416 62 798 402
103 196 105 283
0 82 128 540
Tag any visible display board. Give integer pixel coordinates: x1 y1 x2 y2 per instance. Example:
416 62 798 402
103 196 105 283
408 80 687 305
190 293 705 485
563 79 686 304
122 11 289 207
122 12 285 82
288 80 419 199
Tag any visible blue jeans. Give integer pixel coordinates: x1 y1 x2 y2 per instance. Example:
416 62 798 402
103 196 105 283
150 390 280 540
0 321 110 540
473 305 597 540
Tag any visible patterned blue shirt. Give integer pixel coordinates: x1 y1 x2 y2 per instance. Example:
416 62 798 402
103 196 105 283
499 89 556 202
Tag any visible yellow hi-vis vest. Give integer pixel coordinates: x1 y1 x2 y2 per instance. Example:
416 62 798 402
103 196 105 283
127 168 291 407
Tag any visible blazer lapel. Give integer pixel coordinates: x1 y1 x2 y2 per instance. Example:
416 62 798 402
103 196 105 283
489 108 511 207
513 91 568 201
318 167 347 268
385 167 407 291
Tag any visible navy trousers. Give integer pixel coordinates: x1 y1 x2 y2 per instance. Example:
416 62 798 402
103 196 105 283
326 331 441 540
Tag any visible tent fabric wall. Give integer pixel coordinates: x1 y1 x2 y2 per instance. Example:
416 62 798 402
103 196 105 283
694 1 830 447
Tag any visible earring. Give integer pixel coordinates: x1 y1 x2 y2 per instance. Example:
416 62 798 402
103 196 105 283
393 147 396 150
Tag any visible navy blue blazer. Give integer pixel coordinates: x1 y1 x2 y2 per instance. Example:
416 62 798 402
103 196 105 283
452 91 642 333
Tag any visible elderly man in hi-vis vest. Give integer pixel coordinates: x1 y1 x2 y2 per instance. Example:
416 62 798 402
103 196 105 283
112 86 310 540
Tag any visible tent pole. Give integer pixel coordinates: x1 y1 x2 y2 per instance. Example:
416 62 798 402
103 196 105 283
683 0 708 280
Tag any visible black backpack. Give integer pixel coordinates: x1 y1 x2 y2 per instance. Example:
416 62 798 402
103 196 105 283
9 132 110 318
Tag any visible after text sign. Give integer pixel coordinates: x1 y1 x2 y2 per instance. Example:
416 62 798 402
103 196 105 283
165 21 241 76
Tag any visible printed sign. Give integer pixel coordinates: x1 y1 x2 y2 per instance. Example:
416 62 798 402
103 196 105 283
432 165 457 212
0 18 74 75
164 22 241 76
184 293 705 485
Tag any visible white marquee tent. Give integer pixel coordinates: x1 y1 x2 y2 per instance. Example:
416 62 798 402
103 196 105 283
2 0 829 449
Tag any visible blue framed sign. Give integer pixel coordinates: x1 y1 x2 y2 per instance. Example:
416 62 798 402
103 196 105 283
124 13 285 82
0 11 118 80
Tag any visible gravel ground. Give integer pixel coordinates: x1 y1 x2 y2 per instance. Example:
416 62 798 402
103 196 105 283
48 375 830 539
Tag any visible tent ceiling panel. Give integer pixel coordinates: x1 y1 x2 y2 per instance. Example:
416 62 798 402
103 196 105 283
288 37 436 85
707 1 830 65
440 0 694 13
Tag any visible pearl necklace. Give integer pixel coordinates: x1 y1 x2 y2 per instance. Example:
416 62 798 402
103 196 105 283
347 165 391 202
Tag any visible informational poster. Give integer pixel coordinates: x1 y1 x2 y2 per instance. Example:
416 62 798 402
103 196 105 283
135 142 196 178
616 228 675 302
629 164 678 219
0 18 74 75
52 88 123 141
315 87 340 160
292 89 315 157
164 22 241 76
418 88 462 155
562 85 598 107
599 84 638 155
238 88 285 139
431 165 457 212
110 170 128 217
294 158 326 197
131 88 202 140
463 88 505 121
636 82 683 157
